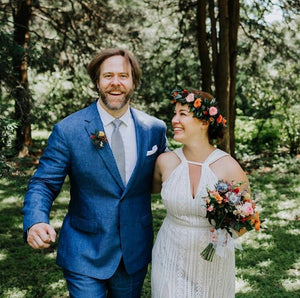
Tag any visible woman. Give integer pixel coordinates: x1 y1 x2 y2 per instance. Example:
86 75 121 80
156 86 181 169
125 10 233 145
151 87 249 298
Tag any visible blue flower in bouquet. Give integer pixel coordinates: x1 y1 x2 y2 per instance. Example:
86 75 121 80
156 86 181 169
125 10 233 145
216 182 229 193
228 192 241 205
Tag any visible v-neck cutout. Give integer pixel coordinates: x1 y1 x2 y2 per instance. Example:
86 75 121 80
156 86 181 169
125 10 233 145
182 149 217 199
188 163 202 199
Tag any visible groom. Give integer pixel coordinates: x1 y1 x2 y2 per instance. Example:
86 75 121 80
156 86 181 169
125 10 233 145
22 48 167 297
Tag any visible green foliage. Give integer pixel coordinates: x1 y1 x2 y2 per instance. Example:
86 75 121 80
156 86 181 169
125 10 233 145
236 4 299 156
1 0 299 156
235 117 282 157
0 101 18 178
30 66 95 129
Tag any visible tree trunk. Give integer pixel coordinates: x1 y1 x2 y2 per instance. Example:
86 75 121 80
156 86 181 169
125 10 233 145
228 0 239 158
197 0 212 93
215 0 230 153
196 0 239 155
13 0 33 157
209 0 217 78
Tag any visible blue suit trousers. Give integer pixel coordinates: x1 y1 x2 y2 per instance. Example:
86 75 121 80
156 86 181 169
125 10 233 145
63 259 148 298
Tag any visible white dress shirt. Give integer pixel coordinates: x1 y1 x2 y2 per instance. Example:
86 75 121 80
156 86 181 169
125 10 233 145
97 101 137 185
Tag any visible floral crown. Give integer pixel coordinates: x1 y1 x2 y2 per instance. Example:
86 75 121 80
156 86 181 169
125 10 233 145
170 86 227 129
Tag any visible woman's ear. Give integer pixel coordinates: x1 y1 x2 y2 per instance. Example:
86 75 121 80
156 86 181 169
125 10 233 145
200 120 209 128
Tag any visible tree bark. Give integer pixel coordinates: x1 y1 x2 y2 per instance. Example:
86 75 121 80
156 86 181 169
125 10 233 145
196 0 212 93
228 0 239 157
215 0 230 153
13 0 34 157
196 0 239 154
209 0 218 80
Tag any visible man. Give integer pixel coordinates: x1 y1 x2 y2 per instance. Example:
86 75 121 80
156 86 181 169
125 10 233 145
22 48 167 297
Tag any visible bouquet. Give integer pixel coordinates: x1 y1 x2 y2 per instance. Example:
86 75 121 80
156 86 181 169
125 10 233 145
201 180 261 262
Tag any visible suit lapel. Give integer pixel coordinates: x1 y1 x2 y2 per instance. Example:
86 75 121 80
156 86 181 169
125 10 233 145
122 108 149 195
84 101 124 190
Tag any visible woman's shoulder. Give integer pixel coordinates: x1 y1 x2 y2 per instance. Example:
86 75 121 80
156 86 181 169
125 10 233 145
156 150 180 165
156 150 182 183
213 153 248 184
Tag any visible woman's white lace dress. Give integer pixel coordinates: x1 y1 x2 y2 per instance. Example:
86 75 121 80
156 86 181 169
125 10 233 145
151 147 235 298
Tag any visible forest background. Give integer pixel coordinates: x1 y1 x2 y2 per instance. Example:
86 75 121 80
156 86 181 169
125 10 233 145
0 0 299 297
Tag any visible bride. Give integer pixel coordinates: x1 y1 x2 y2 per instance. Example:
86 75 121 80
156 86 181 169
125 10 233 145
151 87 249 298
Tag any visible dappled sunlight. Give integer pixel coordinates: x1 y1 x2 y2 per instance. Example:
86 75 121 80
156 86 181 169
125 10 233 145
31 129 50 139
286 229 300 236
240 231 273 250
44 251 57 260
264 183 276 191
284 259 300 291
281 278 300 291
277 197 297 209
2 287 27 297
55 192 70 203
236 265 264 278
235 277 253 293
0 196 20 206
267 218 291 227
51 219 64 230
277 210 299 221
0 250 7 261
287 258 300 276
49 279 66 290
257 259 273 268
152 201 165 210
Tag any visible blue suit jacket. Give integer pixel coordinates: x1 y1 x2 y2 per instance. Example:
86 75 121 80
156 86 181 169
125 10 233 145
22 100 167 279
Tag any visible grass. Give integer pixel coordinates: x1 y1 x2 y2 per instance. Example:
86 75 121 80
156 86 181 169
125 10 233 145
0 153 299 297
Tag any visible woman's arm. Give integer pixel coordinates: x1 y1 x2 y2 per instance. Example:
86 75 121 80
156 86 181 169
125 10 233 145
152 156 163 194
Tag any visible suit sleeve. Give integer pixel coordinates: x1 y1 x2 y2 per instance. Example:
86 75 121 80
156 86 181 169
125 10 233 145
158 121 168 154
22 124 70 233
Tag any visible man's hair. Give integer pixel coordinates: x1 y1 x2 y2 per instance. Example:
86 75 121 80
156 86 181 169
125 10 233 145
87 48 141 91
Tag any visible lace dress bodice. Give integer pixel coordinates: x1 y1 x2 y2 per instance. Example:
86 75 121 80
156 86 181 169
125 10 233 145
151 147 235 298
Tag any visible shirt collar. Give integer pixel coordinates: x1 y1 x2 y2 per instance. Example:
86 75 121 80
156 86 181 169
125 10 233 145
97 100 131 127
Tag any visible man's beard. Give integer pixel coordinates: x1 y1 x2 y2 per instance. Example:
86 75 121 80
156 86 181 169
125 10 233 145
99 88 133 111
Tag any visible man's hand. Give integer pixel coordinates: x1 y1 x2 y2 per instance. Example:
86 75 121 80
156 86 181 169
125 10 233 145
27 223 56 249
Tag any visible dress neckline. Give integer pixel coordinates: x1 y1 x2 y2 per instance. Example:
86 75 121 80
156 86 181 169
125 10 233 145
179 147 218 166
175 147 219 199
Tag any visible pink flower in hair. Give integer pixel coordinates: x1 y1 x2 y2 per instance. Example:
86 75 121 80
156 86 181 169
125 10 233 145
209 106 218 116
186 93 194 102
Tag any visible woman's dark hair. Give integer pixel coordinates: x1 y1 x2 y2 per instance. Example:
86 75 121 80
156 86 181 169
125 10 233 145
192 90 225 143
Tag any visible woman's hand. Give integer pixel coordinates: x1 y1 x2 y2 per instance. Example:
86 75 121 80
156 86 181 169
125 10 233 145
210 227 247 239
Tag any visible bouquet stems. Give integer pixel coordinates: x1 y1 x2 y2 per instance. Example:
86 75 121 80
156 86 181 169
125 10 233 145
200 243 216 262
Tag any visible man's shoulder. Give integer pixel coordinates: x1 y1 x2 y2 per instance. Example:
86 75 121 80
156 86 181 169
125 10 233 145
131 108 166 128
57 100 97 127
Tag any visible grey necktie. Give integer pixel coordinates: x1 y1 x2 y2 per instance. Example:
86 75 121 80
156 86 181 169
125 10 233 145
111 119 126 185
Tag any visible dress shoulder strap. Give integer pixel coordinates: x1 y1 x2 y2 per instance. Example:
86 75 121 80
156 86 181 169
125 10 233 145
205 149 229 165
173 147 185 162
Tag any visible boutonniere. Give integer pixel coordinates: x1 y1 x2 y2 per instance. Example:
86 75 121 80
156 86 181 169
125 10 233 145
90 130 108 149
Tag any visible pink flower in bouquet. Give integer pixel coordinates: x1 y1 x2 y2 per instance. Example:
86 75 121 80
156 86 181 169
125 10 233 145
207 206 214 212
241 202 254 216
